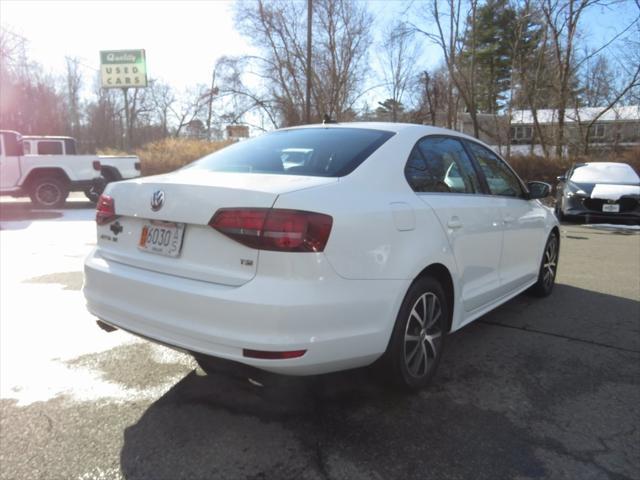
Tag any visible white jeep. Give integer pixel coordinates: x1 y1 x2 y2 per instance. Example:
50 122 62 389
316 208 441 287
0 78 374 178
22 135 141 202
1 130 102 208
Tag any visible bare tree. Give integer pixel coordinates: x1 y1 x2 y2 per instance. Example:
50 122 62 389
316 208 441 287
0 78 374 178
234 0 372 126
379 22 419 122
412 0 481 136
65 57 82 137
148 80 176 137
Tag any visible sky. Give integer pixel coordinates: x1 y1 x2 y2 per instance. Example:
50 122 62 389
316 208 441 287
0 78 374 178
1 0 637 100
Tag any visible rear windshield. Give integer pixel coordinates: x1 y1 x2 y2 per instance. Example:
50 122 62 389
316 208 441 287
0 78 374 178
187 127 395 177
571 163 639 184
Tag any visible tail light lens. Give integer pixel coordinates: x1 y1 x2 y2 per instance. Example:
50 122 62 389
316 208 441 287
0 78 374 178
96 194 118 225
209 208 332 252
92 160 101 171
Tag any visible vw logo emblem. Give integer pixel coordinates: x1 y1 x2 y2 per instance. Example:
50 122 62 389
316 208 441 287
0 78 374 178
150 190 165 211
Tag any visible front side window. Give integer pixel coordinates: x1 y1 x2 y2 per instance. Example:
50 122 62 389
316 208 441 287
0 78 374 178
405 136 481 194
187 128 395 177
23 140 31 154
37 141 63 155
466 141 524 197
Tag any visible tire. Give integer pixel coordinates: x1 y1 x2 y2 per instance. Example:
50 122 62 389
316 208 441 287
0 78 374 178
554 202 565 222
29 176 69 209
530 231 559 297
381 275 448 391
84 188 100 203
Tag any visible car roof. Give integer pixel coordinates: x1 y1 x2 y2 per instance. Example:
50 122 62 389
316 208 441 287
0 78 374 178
280 121 479 140
579 162 631 168
23 135 74 140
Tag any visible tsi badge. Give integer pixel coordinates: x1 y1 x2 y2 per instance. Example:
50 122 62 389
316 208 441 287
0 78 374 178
151 190 165 212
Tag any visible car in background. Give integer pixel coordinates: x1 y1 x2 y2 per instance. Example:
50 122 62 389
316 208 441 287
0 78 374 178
84 123 559 390
0 130 103 208
555 162 640 223
22 135 141 202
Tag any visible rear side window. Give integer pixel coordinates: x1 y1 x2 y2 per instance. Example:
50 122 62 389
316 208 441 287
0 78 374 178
37 141 64 155
405 136 481 194
466 141 524 197
23 140 31 154
188 128 395 177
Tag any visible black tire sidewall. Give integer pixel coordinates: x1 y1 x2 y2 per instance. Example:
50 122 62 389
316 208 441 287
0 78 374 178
386 276 448 391
532 232 559 297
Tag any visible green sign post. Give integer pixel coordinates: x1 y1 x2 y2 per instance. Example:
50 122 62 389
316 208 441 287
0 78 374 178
100 49 147 149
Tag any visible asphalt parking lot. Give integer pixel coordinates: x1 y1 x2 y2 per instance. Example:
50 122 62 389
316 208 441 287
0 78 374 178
1 197 639 480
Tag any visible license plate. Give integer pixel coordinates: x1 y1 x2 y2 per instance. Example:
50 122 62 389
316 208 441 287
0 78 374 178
602 204 620 213
138 221 185 257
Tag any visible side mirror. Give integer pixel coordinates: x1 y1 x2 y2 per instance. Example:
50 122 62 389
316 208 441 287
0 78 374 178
556 175 566 182
527 181 551 199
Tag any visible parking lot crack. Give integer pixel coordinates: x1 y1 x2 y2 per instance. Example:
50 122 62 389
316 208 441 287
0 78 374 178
478 320 640 354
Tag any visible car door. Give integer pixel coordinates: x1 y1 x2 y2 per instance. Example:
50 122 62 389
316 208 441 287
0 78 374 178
405 136 504 313
464 141 546 295
0 132 22 189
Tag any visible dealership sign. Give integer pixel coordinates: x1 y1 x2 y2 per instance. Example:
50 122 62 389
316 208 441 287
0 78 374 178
100 49 147 88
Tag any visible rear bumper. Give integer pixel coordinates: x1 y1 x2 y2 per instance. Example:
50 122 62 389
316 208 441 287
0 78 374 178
83 249 405 375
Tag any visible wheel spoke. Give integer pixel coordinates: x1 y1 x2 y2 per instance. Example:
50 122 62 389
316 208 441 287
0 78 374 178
426 306 441 330
409 343 423 375
410 308 423 327
406 341 421 364
424 333 440 357
420 342 428 375
405 334 420 342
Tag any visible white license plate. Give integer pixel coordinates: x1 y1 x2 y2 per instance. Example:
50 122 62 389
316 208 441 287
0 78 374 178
602 204 620 213
138 221 185 257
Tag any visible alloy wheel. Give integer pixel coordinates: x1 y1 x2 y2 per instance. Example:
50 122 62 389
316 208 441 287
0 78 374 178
543 235 558 289
403 292 443 378
35 183 62 207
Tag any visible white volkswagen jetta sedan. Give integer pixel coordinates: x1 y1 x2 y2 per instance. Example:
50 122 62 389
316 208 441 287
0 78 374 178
84 123 559 390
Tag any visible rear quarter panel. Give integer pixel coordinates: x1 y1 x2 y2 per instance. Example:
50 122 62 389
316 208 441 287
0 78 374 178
273 127 463 329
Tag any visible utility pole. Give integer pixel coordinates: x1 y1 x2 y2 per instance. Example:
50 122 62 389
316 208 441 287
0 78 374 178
122 87 130 150
305 0 312 124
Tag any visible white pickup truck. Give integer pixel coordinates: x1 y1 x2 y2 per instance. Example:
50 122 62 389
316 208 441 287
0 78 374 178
22 135 141 201
1 130 103 208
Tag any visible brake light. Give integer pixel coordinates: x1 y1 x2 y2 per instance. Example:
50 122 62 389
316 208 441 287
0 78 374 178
209 208 333 252
92 160 101 171
96 194 118 225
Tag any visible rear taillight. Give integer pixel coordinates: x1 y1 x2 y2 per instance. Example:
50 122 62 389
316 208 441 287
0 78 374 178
96 194 118 225
92 160 101 171
209 208 333 252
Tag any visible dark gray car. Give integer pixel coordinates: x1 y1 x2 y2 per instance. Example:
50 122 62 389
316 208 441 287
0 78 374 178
555 162 640 223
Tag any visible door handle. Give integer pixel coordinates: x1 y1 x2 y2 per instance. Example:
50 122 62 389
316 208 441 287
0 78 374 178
447 217 463 229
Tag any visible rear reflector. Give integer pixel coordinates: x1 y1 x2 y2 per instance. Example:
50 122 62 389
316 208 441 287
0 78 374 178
96 194 118 225
243 349 307 359
209 208 332 252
